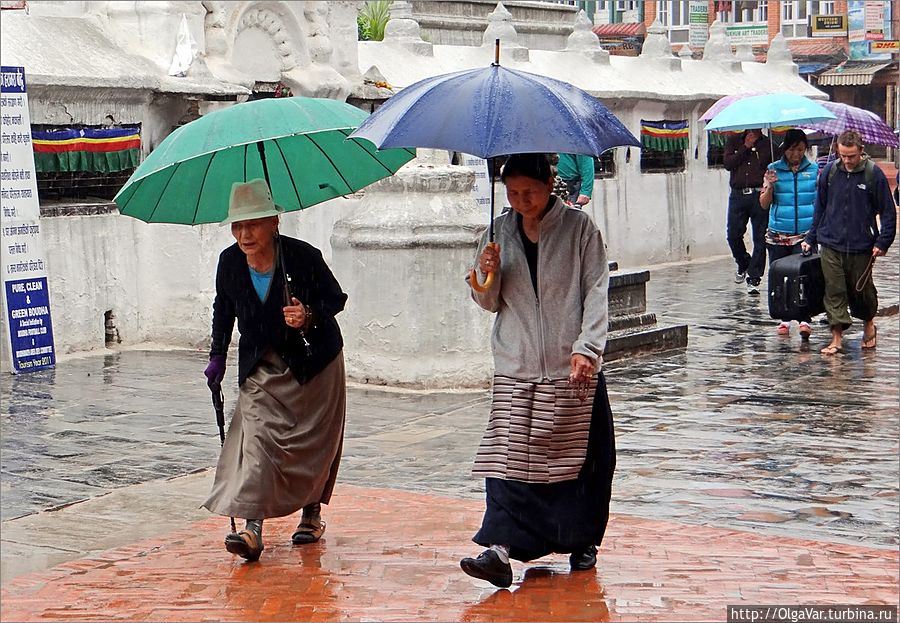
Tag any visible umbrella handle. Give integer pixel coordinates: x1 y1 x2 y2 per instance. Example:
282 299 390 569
469 269 495 293
469 241 499 293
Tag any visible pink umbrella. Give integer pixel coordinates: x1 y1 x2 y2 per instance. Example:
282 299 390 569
699 92 767 122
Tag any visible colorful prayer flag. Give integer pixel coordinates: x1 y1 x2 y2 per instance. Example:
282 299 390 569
31 127 141 173
640 120 689 152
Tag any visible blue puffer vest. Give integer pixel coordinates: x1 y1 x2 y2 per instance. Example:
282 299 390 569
767 156 817 235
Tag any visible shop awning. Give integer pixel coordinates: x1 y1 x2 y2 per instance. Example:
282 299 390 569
592 22 646 38
816 62 891 86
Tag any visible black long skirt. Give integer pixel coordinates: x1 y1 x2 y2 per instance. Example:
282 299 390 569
472 372 616 562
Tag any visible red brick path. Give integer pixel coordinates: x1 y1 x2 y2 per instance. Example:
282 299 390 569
876 160 898 197
2 485 897 621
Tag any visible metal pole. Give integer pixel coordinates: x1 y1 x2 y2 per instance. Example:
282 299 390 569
489 38 500 242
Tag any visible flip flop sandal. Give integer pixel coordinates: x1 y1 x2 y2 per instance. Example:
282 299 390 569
291 519 326 545
862 327 877 349
225 529 264 562
820 344 842 356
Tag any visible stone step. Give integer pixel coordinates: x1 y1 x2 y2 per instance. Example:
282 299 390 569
604 323 688 362
609 312 657 333
609 269 649 317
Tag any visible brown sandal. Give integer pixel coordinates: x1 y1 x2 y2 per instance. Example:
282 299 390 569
225 529 264 561
291 519 326 545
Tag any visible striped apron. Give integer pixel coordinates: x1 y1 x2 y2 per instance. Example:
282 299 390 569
473 375 597 484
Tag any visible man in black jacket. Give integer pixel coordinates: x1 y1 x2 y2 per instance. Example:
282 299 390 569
802 131 896 355
723 128 777 294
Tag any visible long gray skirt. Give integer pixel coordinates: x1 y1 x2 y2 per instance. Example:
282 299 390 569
202 350 346 520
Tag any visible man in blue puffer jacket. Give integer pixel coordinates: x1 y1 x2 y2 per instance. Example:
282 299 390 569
760 129 817 339
802 130 896 355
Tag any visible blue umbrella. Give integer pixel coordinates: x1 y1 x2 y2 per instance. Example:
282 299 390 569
349 41 640 290
704 93 836 160
703 93 836 133
349 66 639 159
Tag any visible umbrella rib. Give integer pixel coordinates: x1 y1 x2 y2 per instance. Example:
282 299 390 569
116 173 147 214
271 138 304 207
341 128 415 175
305 132 354 195
147 161 182 223
191 151 218 225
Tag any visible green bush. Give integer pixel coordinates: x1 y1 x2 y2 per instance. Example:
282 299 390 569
358 0 392 41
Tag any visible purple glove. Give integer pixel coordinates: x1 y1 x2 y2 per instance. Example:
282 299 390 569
204 355 226 389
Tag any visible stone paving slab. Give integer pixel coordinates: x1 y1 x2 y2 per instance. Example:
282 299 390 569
1 484 896 622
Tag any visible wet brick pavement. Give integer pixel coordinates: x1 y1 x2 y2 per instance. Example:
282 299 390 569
1 486 896 622
1 255 898 620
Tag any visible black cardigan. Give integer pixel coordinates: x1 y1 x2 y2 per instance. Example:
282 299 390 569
209 235 347 386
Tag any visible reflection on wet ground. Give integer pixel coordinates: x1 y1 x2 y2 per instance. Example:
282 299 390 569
1 256 897 548
610 256 898 547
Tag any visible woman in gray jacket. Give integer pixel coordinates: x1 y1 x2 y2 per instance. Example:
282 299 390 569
460 153 616 588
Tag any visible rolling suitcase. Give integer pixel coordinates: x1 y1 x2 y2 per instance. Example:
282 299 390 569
767 252 826 320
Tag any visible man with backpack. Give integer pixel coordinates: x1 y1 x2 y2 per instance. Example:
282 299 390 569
802 130 896 356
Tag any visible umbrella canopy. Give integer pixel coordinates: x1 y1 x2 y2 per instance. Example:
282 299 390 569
800 102 899 147
704 93 836 133
699 92 767 122
348 64 641 159
115 97 415 225
702 94 897 147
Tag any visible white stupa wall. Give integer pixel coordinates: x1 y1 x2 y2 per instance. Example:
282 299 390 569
0 2 826 385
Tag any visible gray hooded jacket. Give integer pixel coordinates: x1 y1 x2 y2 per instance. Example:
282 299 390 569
468 198 609 381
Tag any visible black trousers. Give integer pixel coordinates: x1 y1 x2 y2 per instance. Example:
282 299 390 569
727 191 768 283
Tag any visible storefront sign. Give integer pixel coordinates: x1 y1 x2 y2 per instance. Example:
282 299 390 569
689 1 709 49
808 14 848 38
869 40 898 53
864 1 885 39
0 66 56 373
849 1 893 60
725 24 768 46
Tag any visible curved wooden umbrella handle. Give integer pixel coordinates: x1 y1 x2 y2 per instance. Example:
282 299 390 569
469 241 499 293
469 269 495 293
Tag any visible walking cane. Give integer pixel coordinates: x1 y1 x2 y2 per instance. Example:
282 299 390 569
210 382 237 534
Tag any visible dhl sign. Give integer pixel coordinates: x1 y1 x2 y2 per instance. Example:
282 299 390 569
870 40 899 52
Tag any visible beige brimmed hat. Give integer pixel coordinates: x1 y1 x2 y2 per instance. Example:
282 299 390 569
221 179 283 225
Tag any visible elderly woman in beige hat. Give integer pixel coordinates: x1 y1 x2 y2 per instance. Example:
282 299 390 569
202 179 348 562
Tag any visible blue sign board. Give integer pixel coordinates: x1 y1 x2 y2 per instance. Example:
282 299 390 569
5 277 55 371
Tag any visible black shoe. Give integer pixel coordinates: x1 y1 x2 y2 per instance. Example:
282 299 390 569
569 544 597 571
225 520 264 562
460 549 513 588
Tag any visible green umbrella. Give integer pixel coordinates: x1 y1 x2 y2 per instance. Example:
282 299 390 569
114 96 415 224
